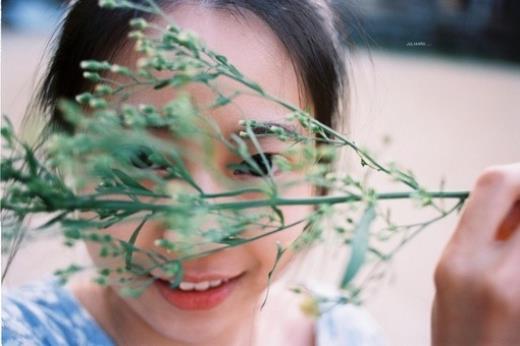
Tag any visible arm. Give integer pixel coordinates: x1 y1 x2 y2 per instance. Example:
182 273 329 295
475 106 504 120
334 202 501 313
432 163 520 345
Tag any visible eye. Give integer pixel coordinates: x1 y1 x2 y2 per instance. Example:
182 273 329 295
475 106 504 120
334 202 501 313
230 153 278 177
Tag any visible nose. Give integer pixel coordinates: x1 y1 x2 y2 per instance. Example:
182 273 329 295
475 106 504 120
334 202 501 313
190 168 225 196
159 168 230 256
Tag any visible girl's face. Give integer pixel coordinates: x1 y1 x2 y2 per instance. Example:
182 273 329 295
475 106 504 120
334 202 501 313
84 4 313 343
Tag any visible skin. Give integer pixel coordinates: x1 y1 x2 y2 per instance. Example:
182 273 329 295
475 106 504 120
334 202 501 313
67 4 520 346
72 4 315 346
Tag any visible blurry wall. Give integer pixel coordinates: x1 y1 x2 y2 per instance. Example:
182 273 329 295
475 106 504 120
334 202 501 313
346 0 520 63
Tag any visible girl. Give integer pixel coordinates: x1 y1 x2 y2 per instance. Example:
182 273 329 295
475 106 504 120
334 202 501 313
2 1 520 345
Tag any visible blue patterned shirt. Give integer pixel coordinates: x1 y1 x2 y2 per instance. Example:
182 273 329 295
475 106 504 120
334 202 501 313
2 280 386 345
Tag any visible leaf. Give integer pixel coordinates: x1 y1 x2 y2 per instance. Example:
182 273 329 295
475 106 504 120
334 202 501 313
154 79 170 90
163 261 183 288
261 242 285 309
211 94 231 108
169 74 192 87
1 116 14 146
60 218 99 229
219 235 247 246
271 205 285 227
214 54 228 65
112 169 152 193
124 215 150 271
36 211 69 230
24 144 38 176
341 204 376 289
246 81 264 94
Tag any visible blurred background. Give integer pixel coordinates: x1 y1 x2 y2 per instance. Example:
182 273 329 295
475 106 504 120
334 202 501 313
2 1 520 345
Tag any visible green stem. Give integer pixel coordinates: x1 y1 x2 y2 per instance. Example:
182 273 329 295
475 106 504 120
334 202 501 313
5 190 469 215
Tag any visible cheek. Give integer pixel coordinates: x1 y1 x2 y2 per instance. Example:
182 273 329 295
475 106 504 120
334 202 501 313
84 221 161 277
244 203 312 285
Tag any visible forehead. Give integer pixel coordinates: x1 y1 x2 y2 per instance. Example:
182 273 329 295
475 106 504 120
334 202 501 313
113 3 303 133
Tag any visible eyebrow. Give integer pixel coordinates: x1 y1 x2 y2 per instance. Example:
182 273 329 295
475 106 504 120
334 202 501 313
146 121 300 140
237 121 300 138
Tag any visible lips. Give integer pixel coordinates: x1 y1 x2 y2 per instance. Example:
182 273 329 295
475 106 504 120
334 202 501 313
154 272 245 310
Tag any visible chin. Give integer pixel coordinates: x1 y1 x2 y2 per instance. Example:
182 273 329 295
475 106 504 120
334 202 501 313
119 271 260 341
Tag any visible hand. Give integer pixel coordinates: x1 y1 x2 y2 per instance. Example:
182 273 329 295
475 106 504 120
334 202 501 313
432 163 520 346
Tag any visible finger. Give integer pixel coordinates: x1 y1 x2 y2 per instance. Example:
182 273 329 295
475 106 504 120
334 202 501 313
453 164 520 247
507 225 520 267
497 200 520 241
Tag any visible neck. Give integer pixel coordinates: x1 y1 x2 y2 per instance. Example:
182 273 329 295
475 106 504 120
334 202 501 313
72 279 260 346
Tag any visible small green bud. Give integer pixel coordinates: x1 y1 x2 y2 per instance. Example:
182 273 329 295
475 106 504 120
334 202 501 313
98 0 118 9
164 30 203 54
139 104 156 114
164 262 181 277
89 98 108 109
309 123 321 133
99 246 110 258
154 239 176 251
94 276 108 286
110 64 132 77
128 30 144 40
129 18 149 30
212 94 231 107
88 233 101 242
122 104 139 118
273 156 292 172
269 126 289 140
285 112 297 121
75 92 93 105
99 268 111 276
214 54 228 65
239 119 256 128
64 240 76 247
83 71 102 82
80 60 111 71
64 228 82 240
167 25 179 33
94 84 113 96
120 286 144 298
136 57 151 69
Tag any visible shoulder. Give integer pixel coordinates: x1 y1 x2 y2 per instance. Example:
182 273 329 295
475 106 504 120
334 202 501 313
312 284 387 346
2 279 113 346
316 303 387 346
260 282 387 346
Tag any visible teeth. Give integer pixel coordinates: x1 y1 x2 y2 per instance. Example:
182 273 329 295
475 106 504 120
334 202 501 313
177 279 225 291
179 282 195 290
209 280 222 287
194 281 210 291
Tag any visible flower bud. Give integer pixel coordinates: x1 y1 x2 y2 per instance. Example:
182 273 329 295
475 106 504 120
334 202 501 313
80 60 111 71
110 64 132 77
83 71 102 82
98 0 118 9
129 18 149 30
94 84 113 96
75 92 93 105
89 98 108 110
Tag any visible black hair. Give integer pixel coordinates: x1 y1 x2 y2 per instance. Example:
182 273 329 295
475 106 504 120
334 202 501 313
39 0 349 134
